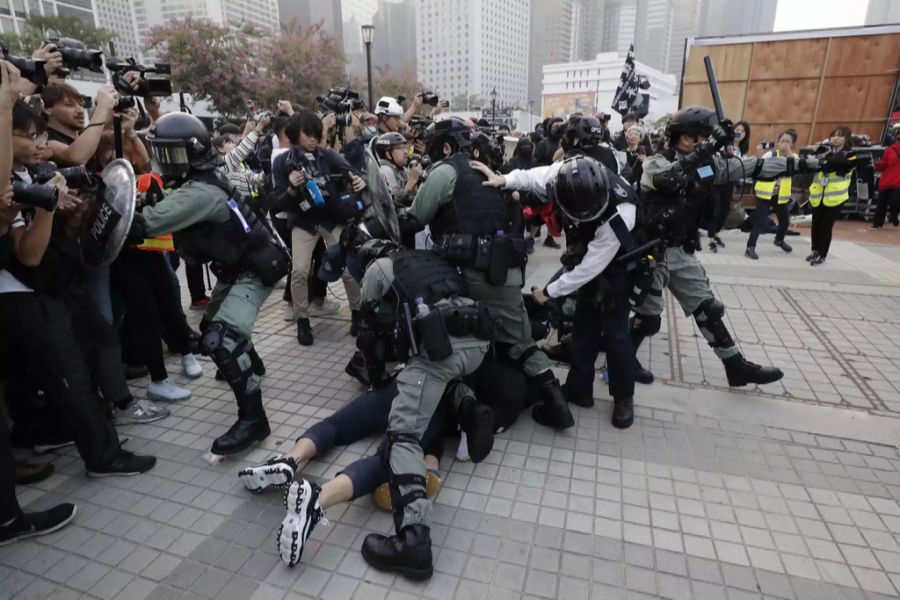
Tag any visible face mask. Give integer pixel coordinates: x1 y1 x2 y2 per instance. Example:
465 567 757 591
734 131 743 140
364 126 377 136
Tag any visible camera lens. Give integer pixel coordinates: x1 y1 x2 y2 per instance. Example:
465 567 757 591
13 181 59 212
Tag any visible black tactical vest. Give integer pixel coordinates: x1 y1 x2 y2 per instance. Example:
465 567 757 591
173 182 272 273
641 149 709 247
430 154 511 241
390 249 466 308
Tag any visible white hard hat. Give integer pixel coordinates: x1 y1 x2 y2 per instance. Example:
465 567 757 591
374 96 403 117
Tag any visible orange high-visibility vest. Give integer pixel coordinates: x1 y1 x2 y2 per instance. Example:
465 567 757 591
134 173 175 252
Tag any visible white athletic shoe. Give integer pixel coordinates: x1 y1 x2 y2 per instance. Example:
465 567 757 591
456 432 471 462
309 298 340 316
278 479 327 567
282 303 297 321
147 379 191 402
181 354 203 379
238 456 297 493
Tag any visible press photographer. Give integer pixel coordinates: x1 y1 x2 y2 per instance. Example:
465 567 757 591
272 110 365 346
41 81 119 167
375 132 422 207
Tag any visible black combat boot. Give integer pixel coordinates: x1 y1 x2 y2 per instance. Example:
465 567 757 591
611 397 634 429
361 524 433 580
248 347 266 376
723 354 784 387
211 390 271 455
349 310 361 337
344 351 370 386
297 318 313 346
531 371 575 429
456 395 495 463
634 359 654 384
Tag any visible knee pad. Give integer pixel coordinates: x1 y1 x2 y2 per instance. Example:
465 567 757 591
693 298 725 322
630 314 661 337
382 431 426 531
202 321 251 390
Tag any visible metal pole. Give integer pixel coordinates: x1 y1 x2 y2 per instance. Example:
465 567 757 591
365 42 374 110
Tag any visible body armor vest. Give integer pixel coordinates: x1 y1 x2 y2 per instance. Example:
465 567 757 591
390 249 466 309
642 149 710 248
430 154 511 241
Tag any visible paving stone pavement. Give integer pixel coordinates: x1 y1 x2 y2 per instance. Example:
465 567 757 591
6 228 900 600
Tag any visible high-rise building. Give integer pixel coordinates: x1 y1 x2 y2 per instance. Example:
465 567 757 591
371 0 416 72
527 0 576 109
417 0 530 107
278 0 344 54
866 0 900 25
697 0 776 37
0 0 98 35
133 0 279 57
95 0 142 58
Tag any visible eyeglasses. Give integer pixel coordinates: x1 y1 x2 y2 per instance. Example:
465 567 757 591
13 131 49 143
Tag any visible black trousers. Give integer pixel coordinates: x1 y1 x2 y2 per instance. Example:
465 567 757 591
873 188 900 228
564 271 635 401
0 409 22 523
185 262 208 303
0 292 120 469
811 203 841 257
747 199 790 248
111 249 193 381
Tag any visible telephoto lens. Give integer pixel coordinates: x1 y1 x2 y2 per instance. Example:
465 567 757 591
12 181 59 212
34 163 97 190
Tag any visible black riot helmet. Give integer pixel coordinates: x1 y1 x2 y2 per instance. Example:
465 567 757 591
468 130 503 170
665 106 717 145
424 116 471 163
571 116 606 148
374 131 407 160
552 154 610 223
146 112 215 179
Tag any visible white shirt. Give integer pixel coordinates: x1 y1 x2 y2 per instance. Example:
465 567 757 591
502 164 637 299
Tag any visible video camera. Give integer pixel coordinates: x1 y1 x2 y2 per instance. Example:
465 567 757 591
106 54 173 98
408 153 432 170
0 44 48 87
316 86 364 128
46 37 103 78
13 181 58 212
408 115 433 139
33 162 97 190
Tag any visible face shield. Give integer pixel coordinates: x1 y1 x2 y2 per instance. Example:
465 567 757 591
149 143 191 180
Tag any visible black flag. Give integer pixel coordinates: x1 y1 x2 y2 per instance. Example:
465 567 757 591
611 44 638 115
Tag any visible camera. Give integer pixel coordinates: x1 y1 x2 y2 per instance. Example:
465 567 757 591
33 162 97 190
47 37 103 77
408 116 433 139
408 154 432 170
420 91 440 107
316 86 362 116
114 96 136 112
0 44 48 87
13 181 58 212
106 53 173 97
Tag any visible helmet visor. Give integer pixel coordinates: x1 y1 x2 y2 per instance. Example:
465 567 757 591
150 143 190 179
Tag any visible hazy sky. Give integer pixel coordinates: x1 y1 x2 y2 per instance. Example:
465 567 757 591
774 0 869 31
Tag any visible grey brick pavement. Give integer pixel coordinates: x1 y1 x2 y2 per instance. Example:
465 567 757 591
5 229 900 599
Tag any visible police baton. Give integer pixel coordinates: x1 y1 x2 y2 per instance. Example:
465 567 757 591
703 56 734 158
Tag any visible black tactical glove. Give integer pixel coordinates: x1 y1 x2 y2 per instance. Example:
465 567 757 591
823 153 854 176
124 213 148 246
710 119 735 151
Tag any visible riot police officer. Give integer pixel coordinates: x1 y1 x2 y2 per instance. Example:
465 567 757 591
632 106 823 387
132 113 290 457
473 154 644 429
562 115 620 174
400 117 575 430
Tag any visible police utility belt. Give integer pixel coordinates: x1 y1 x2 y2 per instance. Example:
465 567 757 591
405 302 497 362
436 233 528 285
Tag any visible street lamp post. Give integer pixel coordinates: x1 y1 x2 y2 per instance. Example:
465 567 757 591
361 25 375 110
490 87 497 125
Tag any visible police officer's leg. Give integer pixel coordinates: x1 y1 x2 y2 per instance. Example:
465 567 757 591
666 250 784 387
630 252 669 384
203 278 274 455
599 271 636 429
467 276 574 429
322 225 363 335
562 286 605 407
361 346 486 579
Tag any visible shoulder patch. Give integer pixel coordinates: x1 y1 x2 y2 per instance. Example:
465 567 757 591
614 184 628 198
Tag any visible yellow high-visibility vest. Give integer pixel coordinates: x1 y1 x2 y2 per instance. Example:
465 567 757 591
135 234 175 252
808 170 852 208
754 177 793 205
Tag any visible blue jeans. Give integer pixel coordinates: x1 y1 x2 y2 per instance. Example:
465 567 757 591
85 267 113 324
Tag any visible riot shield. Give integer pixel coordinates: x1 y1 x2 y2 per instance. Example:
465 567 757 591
80 159 137 268
359 145 400 243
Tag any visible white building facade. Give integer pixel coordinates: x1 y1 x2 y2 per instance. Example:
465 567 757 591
541 52 678 129
416 0 530 107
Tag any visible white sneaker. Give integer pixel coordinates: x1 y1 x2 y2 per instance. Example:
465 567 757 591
309 298 340 316
456 432 471 462
114 399 170 425
238 455 297 493
278 479 327 567
181 354 202 379
283 303 297 321
147 379 191 402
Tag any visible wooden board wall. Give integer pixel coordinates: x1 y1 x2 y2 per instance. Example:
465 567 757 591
683 32 900 151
